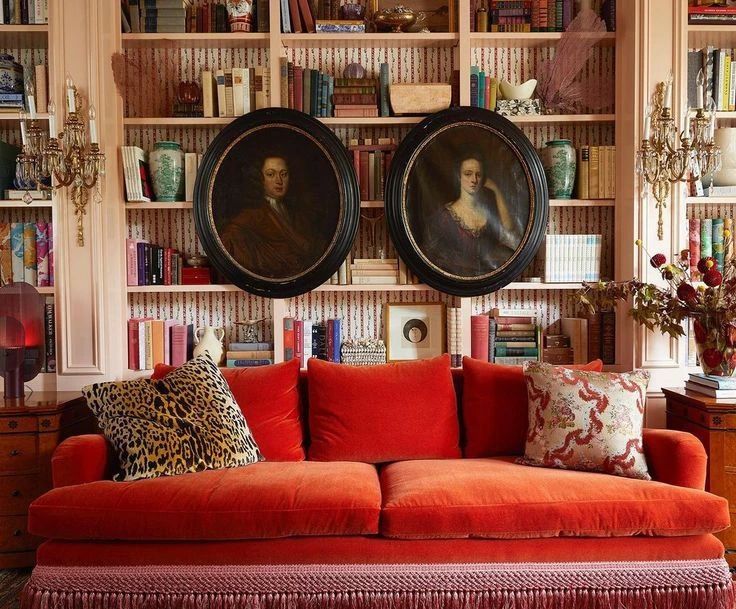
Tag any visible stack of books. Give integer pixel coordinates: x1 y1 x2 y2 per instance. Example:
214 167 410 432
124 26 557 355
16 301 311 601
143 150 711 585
542 334 574 365
470 308 540 365
543 234 602 283
283 318 342 366
686 373 736 400
476 0 581 33
348 139 396 201
688 218 733 280
333 77 379 118
446 307 462 368
226 341 274 368
351 258 398 285
127 319 193 371
688 3 736 26
0 0 48 24
121 146 153 203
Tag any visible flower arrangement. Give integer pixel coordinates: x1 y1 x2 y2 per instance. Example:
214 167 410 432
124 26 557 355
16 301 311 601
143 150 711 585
576 230 736 376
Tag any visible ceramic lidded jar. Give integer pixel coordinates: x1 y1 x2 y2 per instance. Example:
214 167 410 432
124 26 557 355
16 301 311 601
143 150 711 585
0 54 23 94
149 141 185 202
540 139 576 199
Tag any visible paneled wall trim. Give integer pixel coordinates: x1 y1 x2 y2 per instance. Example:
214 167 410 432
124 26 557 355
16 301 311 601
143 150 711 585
28 0 659 389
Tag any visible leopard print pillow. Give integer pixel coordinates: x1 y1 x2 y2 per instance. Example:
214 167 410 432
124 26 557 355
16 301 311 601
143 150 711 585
83 355 263 481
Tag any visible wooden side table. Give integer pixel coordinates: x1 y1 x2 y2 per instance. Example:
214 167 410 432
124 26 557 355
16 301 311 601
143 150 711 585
663 387 736 569
0 392 95 568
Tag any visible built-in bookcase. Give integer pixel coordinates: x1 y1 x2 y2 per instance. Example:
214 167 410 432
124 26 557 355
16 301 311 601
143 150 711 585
0 22 56 392
117 0 629 375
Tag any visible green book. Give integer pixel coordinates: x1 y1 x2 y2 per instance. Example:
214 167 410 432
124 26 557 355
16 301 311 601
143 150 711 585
713 218 724 269
701 218 713 259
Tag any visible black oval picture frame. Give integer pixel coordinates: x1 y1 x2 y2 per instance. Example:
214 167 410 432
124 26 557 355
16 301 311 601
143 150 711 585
386 106 549 297
194 108 360 298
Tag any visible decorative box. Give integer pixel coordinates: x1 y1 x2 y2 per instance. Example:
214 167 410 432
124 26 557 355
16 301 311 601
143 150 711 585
181 267 212 285
340 338 387 366
496 99 542 116
389 83 452 115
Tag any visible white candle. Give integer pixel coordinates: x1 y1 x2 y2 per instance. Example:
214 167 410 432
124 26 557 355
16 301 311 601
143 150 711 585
697 68 705 109
66 74 75 113
664 78 672 109
47 99 56 138
27 94 36 120
682 105 690 137
88 105 97 144
19 111 27 145
643 104 651 139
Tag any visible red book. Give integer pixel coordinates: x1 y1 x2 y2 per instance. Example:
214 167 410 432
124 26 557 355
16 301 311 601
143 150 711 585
127 318 140 370
471 315 490 362
294 67 304 112
163 247 173 285
688 5 736 14
352 149 360 186
359 151 369 200
288 0 303 32
283 317 295 361
297 0 315 32
294 319 304 368
170 324 188 367
288 62 295 109
125 239 138 286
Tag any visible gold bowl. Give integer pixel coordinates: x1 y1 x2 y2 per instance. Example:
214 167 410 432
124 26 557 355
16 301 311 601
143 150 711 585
373 8 417 32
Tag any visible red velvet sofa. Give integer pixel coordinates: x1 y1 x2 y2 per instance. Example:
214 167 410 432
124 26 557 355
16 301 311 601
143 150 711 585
21 356 734 609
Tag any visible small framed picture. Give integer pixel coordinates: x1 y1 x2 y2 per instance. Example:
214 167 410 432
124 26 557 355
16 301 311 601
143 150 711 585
384 302 446 362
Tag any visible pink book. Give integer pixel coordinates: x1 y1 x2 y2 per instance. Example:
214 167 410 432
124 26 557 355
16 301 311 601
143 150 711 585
48 222 54 286
170 324 188 367
689 218 701 279
471 315 490 362
163 319 178 365
126 239 139 286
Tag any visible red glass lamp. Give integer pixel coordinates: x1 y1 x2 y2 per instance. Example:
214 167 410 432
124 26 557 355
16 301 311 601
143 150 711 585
0 282 44 400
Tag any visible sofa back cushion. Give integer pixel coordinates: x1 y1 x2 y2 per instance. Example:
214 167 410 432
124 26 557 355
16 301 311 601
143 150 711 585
307 354 460 462
152 358 304 461
461 356 604 457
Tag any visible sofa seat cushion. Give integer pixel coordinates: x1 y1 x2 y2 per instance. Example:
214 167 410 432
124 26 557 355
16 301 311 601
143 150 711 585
29 462 381 541
380 458 730 539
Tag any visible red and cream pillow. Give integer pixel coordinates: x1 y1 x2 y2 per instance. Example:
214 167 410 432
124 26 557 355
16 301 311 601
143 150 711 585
518 362 651 480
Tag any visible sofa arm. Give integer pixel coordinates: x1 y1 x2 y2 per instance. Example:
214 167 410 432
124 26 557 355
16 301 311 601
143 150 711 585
643 428 707 490
52 434 114 487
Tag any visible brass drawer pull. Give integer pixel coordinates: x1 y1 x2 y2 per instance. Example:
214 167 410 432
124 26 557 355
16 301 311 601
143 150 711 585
12 529 21 537
9 449 21 457
10 489 20 497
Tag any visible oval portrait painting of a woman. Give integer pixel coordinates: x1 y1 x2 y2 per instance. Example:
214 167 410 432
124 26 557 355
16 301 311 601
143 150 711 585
195 109 360 298
386 107 548 296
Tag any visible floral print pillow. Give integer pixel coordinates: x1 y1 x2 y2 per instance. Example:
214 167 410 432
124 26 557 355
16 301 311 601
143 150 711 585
517 362 651 480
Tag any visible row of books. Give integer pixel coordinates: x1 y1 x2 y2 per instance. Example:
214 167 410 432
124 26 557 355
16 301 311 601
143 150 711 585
474 0 614 33
124 0 190 33
281 0 317 33
121 145 202 203
349 142 396 201
447 307 462 367
125 239 187 286
543 234 602 283
471 308 542 365
688 218 734 280
687 45 736 113
225 342 274 367
202 67 270 118
0 0 47 24
576 145 616 200
283 317 342 366
0 221 53 288
688 3 736 26
127 318 193 370
469 68 499 110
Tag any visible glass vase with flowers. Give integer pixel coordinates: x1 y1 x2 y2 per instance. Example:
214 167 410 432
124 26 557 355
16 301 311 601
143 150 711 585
577 231 736 377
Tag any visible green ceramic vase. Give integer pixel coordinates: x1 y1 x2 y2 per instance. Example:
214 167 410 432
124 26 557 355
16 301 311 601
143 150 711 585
149 141 184 202
541 139 576 200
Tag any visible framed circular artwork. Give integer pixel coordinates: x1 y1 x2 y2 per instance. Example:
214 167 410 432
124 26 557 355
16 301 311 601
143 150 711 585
194 108 360 298
385 106 549 296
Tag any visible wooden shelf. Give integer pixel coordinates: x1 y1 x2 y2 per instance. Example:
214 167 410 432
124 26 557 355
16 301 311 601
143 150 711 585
510 114 615 123
0 199 52 208
687 196 736 204
126 200 386 209
502 282 584 290
121 32 270 48
0 24 48 47
127 284 242 293
281 33 459 48
470 31 616 48
36 286 54 294
688 25 736 48
0 113 49 121
124 117 234 126
550 199 614 207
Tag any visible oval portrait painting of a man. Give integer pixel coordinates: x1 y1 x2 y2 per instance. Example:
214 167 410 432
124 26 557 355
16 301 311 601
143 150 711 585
195 110 360 298
386 107 548 296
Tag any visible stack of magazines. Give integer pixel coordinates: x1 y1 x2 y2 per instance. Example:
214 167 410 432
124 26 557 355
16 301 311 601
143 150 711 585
685 373 736 400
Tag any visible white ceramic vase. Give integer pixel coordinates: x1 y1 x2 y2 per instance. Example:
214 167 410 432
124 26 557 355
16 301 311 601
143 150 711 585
713 128 736 187
193 326 225 365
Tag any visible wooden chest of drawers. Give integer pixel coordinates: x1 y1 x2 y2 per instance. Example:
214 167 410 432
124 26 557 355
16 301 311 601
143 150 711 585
664 387 736 570
0 393 95 568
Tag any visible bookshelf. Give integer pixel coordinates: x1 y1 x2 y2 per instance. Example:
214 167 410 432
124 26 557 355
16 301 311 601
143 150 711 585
116 0 634 374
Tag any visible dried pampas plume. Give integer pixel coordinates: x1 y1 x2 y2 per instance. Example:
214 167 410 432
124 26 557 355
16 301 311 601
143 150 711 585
111 45 178 117
536 9 611 115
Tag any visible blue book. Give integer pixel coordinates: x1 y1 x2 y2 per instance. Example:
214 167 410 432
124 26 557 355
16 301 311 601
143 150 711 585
689 373 736 390
228 342 273 351
478 71 486 109
713 218 724 270
379 63 390 117
470 66 479 108
332 318 341 363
